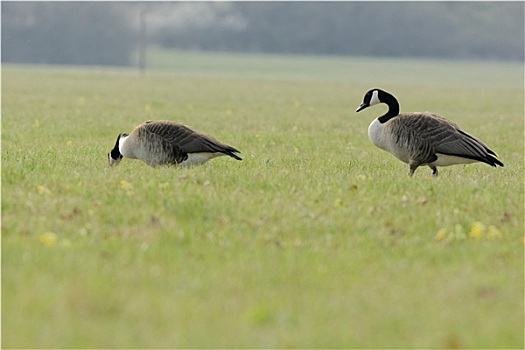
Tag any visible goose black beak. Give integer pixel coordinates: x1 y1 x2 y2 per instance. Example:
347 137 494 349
356 103 368 112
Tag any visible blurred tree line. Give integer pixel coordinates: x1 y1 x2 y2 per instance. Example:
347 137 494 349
2 2 135 65
2 1 523 66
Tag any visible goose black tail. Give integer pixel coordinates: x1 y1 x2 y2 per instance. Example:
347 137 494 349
486 154 503 167
223 148 242 161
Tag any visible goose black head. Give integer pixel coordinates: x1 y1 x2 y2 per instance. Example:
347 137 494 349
108 133 128 166
356 88 383 112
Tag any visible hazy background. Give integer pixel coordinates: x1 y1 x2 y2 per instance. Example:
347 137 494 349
2 1 524 66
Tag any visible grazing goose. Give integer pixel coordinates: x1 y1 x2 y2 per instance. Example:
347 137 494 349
356 88 503 176
108 120 242 167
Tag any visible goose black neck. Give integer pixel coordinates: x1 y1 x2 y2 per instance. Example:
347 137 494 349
110 134 122 159
377 91 400 123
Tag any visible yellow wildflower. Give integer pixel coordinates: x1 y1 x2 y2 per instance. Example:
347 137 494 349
435 228 447 241
486 225 503 240
39 232 57 247
36 185 51 195
469 221 485 239
119 180 132 190
119 180 135 197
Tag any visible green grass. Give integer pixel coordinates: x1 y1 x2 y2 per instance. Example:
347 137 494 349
2 50 524 348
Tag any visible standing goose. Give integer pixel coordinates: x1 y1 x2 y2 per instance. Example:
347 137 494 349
356 88 503 176
108 120 242 167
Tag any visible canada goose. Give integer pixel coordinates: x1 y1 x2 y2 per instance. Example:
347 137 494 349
356 88 503 176
108 120 242 167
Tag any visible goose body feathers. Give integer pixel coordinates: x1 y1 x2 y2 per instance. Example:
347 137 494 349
108 120 242 167
357 89 503 176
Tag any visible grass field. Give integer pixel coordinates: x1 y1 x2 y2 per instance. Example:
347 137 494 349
2 50 524 348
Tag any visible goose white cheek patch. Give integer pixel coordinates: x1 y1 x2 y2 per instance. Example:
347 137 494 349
369 90 380 106
118 135 129 152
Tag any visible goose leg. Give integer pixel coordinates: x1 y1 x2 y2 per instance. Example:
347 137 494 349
429 166 438 177
408 161 420 177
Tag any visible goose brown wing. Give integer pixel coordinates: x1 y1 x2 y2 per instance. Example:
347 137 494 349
399 113 502 166
140 121 242 160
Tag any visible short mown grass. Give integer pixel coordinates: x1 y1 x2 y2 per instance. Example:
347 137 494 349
2 51 523 348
